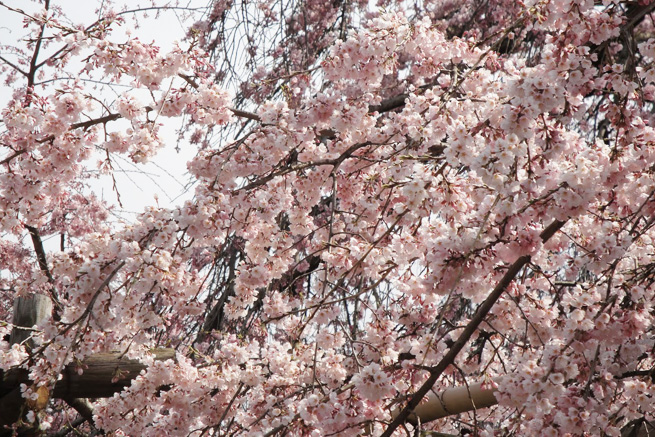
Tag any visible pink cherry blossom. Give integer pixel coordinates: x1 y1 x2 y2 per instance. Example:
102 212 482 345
2 0 655 435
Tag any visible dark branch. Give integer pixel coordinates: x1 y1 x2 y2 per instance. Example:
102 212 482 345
369 93 409 113
63 398 95 429
71 112 122 130
382 220 566 436
26 0 50 88
25 225 55 283
0 55 28 77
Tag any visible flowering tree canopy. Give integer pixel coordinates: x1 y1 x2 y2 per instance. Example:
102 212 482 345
3 0 655 435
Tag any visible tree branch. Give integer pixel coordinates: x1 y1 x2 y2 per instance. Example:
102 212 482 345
70 112 122 131
0 55 28 77
26 0 50 88
25 225 54 283
63 398 95 429
382 219 566 436
24 225 62 316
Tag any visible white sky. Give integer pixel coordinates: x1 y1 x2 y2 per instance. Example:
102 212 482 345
0 0 209 225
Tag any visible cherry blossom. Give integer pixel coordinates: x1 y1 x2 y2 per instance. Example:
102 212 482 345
2 0 655 436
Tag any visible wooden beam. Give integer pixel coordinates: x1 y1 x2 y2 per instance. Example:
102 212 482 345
1 294 53 433
400 380 655 437
1 348 176 399
1 293 176 430
406 381 498 424
54 348 176 398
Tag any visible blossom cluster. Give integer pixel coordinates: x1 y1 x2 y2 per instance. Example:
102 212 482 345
2 0 655 436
